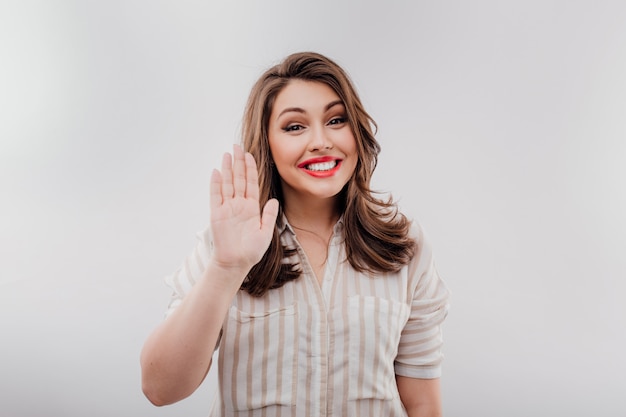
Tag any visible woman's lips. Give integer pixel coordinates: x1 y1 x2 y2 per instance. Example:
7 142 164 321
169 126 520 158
298 156 343 177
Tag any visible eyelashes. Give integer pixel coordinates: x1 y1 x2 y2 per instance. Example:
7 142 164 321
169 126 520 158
282 124 304 132
281 116 348 132
328 116 347 126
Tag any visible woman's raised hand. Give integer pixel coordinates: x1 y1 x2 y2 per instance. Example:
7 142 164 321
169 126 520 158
209 145 279 274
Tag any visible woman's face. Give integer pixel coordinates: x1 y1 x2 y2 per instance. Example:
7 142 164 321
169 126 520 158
267 80 358 206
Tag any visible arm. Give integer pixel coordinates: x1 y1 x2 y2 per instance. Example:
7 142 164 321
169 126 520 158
140 146 279 406
397 376 442 417
395 224 449 416
140 263 245 405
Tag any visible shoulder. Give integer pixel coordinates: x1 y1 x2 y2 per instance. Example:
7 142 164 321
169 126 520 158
407 218 426 242
404 218 439 287
406 217 433 257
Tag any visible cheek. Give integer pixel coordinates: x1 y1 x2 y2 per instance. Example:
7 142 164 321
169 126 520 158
270 143 296 164
345 140 360 174
347 156 359 177
268 137 284 162
342 134 358 158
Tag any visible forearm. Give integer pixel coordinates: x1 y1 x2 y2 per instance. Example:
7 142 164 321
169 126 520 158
140 262 247 406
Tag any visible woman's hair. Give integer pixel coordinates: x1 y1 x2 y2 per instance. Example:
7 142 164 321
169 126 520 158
241 51 416 296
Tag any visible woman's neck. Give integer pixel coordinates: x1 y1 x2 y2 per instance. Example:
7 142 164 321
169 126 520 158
282 195 342 232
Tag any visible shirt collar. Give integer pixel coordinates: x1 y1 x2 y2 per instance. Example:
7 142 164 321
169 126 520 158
278 213 345 236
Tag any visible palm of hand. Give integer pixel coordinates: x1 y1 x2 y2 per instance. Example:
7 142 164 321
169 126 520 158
209 146 279 271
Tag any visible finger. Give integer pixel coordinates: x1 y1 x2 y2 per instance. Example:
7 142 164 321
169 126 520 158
221 152 234 200
210 168 223 212
232 144 246 198
260 198 279 235
244 152 259 201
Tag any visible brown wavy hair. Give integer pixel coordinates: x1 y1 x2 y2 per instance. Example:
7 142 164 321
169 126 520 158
241 51 415 296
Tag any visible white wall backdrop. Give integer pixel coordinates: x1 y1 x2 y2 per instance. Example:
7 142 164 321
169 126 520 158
1 1 625 416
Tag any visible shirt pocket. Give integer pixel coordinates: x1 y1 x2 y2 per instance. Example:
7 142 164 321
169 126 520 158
221 303 299 411
347 295 410 401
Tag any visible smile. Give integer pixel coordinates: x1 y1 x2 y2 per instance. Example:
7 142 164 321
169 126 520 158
306 160 338 171
298 157 343 177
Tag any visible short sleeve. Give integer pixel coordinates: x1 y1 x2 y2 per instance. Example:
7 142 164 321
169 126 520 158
163 227 213 318
394 224 450 379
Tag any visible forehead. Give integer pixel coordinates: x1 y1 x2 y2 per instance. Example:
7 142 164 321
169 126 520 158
271 80 342 115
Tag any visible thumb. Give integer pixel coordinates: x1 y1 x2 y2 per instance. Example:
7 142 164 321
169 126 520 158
260 198 279 236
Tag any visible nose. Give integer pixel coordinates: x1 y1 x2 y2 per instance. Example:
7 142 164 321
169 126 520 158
308 126 333 151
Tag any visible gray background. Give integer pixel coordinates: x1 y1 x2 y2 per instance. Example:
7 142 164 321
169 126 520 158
1 1 625 416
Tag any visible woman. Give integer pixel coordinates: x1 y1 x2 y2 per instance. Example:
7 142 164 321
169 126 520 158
141 52 449 417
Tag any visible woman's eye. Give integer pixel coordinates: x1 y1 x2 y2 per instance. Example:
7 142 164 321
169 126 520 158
283 124 304 132
328 117 347 126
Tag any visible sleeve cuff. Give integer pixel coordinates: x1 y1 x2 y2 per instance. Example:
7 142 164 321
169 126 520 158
394 362 442 379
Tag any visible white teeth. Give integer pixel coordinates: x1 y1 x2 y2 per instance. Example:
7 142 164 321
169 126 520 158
306 161 337 171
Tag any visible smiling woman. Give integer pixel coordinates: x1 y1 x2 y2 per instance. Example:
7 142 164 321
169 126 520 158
140 52 449 417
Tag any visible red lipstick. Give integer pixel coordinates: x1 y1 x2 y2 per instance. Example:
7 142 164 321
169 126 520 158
297 156 343 178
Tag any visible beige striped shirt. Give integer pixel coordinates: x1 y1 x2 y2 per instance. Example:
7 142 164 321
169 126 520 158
165 217 449 416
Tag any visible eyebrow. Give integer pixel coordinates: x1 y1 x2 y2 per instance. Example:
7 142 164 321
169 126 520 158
277 99 344 118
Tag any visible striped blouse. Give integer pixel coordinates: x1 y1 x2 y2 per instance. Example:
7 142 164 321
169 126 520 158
165 217 449 416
